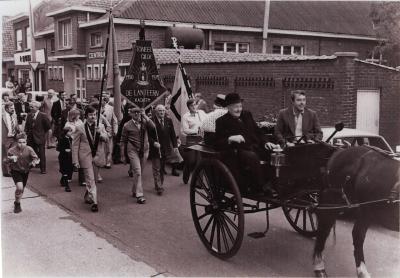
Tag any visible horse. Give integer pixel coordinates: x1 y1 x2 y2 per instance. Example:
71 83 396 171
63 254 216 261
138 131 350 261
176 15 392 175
312 145 400 278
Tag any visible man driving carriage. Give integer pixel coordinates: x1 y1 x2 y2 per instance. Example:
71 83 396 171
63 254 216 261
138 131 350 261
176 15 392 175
275 90 323 146
214 93 276 194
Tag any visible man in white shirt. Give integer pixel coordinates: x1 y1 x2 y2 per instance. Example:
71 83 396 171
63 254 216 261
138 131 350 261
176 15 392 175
101 91 118 168
201 94 227 145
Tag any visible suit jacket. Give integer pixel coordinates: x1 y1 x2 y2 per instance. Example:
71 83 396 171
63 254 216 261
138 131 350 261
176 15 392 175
72 123 108 169
214 110 264 152
274 107 323 144
25 111 51 145
2 112 19 142
14 101 30 124
51 100 66 122
149 116 177 159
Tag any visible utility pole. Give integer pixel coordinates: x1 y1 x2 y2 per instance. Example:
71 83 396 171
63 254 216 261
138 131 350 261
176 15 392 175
262 0 270 54
28 0 39 91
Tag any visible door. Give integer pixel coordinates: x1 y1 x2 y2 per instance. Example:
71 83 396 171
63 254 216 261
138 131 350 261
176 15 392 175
356 89 380 134
75 67 86 101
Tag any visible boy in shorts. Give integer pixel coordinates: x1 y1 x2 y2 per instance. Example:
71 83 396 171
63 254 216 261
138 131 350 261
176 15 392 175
7 133 40 213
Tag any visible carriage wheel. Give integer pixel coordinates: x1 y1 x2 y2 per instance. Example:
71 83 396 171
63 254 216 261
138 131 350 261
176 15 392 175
190 159 244 259
282 189 319 238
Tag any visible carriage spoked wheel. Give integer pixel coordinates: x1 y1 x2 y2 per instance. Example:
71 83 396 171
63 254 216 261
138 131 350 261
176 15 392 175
281 189 319 238
190 159 244 259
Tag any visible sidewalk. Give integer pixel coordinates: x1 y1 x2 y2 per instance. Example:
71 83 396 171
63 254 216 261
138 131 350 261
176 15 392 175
1 176 162 277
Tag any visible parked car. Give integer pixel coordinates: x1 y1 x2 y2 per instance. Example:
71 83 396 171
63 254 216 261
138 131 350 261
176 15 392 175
322 127 398 156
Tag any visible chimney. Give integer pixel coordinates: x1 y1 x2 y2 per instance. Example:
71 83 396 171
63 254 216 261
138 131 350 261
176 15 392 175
262 0 270 54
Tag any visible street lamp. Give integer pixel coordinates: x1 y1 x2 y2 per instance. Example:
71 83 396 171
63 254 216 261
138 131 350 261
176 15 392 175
29 61 39 91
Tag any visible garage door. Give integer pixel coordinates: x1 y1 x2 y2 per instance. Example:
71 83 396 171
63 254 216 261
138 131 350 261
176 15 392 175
356 89 380 134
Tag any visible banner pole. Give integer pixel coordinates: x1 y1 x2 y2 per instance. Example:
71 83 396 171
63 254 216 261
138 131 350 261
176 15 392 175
97 10 112 129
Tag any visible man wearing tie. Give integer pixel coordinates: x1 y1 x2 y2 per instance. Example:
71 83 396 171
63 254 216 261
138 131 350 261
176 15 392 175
51 91 67 139
2 102 20 176
25 101 51 174
275 90 323 146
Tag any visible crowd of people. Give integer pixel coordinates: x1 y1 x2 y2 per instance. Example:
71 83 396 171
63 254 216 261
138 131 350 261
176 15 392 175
2 86 323 214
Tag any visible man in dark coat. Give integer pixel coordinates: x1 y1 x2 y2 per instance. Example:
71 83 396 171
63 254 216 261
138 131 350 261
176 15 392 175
214 93 274 192
25 101 51 174
275 90 323 146
149 104 181 195
51 91 67 139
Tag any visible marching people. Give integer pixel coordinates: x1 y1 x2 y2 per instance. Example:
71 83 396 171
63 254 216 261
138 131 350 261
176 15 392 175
57 126 74 192
275 90 323 146
100 91 118 169
181 98 206 184
14 92 30 130
201 94 227 145
120 107 156 204
72 105 108 212
149 104 182 195
7 132 40 213
51 91 67 139
25 101 51 174
64 108 86 187
41 89 56 149
214 93 275 194
2 102 20 177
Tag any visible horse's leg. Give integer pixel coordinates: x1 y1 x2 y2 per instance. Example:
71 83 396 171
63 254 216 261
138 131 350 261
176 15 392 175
313 210 337 278
352 209 371 278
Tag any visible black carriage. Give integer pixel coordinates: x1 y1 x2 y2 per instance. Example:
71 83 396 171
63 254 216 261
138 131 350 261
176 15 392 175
188 126 343 259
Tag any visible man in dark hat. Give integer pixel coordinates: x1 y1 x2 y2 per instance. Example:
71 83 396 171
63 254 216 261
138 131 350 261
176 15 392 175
214 93 274 193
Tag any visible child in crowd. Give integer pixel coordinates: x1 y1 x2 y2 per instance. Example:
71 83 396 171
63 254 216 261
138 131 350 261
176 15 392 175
57 126 74 192
7 133 40 213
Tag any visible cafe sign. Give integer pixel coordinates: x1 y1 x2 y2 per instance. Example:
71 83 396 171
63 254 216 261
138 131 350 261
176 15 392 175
14 49 45 66
120 40 165 109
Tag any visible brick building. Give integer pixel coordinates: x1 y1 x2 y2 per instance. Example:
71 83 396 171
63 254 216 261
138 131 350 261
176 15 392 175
2 1 399 146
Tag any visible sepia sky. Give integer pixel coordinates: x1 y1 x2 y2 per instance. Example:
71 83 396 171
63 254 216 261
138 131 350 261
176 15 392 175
0 0 43 17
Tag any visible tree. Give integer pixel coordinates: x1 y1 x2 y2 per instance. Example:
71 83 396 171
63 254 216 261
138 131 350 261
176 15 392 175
370 2 400 67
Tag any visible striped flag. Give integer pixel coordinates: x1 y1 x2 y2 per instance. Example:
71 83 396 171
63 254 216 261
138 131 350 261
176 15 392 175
169 62 193 137
106 13 122 121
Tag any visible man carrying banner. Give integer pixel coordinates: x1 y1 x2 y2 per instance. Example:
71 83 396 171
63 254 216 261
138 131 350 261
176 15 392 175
120 107 155 204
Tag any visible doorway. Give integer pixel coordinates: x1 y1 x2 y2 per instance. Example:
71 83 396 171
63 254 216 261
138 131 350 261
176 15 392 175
356 89 380 134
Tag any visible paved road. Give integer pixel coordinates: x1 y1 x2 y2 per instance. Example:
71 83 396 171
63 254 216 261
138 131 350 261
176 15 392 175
10 149 400 277
1 176 161 277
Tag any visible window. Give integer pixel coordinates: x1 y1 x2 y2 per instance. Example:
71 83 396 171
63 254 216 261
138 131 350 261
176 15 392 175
214 42 250 53
58 66 64 81
16 29 23 50
93 65 100 80
272 45 304 55
58 19 72 48
50 38 55 52
214 42 224 51
53 67 59 80
226 43 236 52
87 65 93 80
90 32 102 47
238 43 249 53
26 27 31 49
49 67 53 80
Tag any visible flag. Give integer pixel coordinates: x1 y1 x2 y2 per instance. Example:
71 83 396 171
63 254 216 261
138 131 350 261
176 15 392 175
106 13 122 121
170 62 193 137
